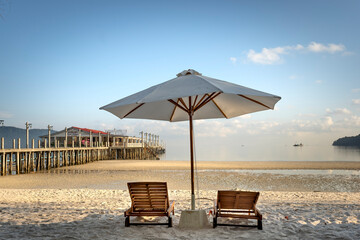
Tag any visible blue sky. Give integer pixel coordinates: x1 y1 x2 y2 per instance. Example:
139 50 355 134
0 0 359 157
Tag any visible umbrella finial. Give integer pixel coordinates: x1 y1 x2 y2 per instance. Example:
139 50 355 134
176 69 202 77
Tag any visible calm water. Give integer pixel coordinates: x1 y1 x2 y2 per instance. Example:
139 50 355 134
161 145 360 162
197 169 360 176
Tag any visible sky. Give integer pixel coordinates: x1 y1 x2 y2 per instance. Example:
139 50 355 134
0 0 359 159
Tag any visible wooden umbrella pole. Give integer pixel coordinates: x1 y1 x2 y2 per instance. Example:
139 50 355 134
189 111 195 210
189 96 195 210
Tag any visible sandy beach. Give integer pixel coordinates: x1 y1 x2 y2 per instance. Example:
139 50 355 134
0 160 359 239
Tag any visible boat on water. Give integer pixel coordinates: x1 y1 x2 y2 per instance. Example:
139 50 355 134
293 143 303 147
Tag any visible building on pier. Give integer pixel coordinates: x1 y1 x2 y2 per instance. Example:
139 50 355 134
39 126 111 147
38 126 163 150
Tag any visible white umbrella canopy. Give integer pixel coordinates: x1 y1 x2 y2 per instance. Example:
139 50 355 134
100 69 281 122
100 69 281 210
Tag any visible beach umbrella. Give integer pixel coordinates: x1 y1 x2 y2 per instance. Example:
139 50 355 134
100 69 281 210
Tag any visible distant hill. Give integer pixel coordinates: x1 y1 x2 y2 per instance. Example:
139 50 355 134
332 134 360 147
0 126 56 149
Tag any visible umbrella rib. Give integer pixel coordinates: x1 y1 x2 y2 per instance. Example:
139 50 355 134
169 99 180 121
178 98 190 112
193 95 199 108
194 94 207 110
238 94 271 109
194 92 221 112
168 99 189 113
123 103 145 118
211 98 228 118
193 92 216 112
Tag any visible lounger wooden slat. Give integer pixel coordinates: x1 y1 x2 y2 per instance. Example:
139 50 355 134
213 190 263 230
124 182 175 227
218 214 260 219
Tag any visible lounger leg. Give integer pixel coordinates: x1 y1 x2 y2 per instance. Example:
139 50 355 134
125 216 130 227
257 219 262 230
213 217 217 228
168 217 172 227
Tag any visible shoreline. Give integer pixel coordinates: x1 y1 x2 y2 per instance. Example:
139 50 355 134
58 160 360 171
0 160 358 192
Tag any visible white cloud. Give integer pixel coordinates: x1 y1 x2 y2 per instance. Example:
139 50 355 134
247 47 289 65
285 116 335 134
352 99 360 105
119 110 359 146
352 88 360 93
344 115 360 126
285 109 359 136
192 118 282 138
259 121 280 130
230 57 237 64
307 42 345 53
168 124 188 136
239 114 252 119
321 116 334 129
315 80 323 84
232 119 244 129
241 121 281 135
246 42 347 65
342 51 355 56
297 113 317 118
0 111 13 118
326 108 351 115
294 44 305 50
194 120 236 138
100 122 116 130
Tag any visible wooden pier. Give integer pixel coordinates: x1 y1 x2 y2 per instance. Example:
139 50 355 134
0 137 164 176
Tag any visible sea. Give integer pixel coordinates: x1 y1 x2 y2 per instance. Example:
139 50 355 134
161 145 360 162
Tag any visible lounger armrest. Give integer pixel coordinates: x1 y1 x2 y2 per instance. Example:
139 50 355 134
213 200 218 216
124 208 132 217
255 208 262 218
167 201 175 216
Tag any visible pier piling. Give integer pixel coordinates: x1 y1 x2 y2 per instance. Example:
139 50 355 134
0 140 164 177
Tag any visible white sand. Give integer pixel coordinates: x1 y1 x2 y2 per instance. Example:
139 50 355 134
0 160 359 239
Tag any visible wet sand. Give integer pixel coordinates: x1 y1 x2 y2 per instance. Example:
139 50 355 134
0 160 359 191
57 160 360 171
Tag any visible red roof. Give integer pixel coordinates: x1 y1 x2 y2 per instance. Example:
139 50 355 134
72 127 108 135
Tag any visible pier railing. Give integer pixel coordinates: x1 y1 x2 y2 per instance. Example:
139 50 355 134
0 137 165 176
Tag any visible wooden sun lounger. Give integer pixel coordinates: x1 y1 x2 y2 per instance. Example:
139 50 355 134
213 190 263 230
124 182 175 227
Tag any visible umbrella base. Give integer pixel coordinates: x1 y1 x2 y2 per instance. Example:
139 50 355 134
178 210 210 229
